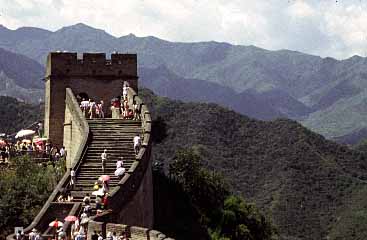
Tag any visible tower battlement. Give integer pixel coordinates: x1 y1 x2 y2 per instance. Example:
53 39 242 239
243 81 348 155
46 52 137 77
44 52 138 148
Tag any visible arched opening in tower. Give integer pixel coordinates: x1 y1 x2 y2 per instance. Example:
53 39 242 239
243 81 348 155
77 92 89 102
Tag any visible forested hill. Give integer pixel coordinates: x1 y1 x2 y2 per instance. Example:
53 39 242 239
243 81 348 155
0 96 42 135
140 88 367 240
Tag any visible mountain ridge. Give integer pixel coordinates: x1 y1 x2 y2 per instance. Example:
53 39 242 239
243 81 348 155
1 23 367 142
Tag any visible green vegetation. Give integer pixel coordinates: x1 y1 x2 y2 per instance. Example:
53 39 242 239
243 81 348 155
141 88 367 240
0 156 65 239
154 148 277 240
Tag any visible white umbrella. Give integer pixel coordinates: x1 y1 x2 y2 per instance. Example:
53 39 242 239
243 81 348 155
92 190 104 196
15 129 35 139
114 167 126 177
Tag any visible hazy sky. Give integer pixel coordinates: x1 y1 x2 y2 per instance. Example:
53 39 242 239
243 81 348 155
1 0 367 59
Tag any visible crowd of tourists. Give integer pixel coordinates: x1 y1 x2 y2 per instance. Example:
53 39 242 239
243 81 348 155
0 139 66 165
110 84 141 120
15 83 144 240
80 99 104 119
78 83 141 121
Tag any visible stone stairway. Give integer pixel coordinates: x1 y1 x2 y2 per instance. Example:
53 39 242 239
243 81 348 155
70 119 142 205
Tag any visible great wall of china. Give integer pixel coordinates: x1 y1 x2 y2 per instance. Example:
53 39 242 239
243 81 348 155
7 52 173 240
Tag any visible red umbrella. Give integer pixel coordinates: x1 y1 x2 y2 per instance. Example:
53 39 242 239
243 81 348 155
64 216 78 222
49 220 63 227
100 175 110 181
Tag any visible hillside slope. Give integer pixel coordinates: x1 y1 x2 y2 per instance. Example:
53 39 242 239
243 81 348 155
0 48 44 103
0 96 42 135
140 89 367 240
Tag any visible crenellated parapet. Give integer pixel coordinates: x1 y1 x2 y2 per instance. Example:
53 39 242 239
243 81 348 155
87 221 175 240
46 52 137 79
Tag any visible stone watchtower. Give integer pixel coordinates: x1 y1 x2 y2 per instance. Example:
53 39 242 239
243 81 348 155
44 52 138 147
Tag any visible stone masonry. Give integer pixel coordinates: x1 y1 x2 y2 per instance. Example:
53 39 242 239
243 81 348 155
44 52 138 147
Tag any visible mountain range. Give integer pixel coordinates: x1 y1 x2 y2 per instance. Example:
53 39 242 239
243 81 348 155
1 23 367 143
141 89 367 240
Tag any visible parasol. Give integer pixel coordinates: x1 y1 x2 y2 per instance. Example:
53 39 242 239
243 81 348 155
64 216 78 222
33 137 48 144
48 220 63 228
100 175 110 181
15 129 35 139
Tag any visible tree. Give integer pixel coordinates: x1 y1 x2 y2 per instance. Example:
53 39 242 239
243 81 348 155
0 156 65 239
168 148 278 240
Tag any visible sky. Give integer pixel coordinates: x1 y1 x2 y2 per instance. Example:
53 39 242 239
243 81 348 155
0 0 367 59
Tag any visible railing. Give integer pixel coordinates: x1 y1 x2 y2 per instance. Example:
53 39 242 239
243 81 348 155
7 88 90 240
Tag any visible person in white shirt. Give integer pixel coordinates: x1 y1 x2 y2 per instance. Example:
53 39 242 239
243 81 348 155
88 99 96 119
116 157 123 169
101 149 107 172
133 134 141 156
97 100 104 118
122 83 129 101
80 99 89 116
70 168 76 189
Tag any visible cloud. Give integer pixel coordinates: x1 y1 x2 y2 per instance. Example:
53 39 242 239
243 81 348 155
0 0 367 59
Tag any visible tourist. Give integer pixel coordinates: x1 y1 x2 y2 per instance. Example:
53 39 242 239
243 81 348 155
127 109 134 119
97 100 104 118
84 204 91 216
60 146 66 158
101 149 107 172
115 158 125 179
133 134 141 156
118 232 128 240
57 227 66 240
89 99 96 119
112 232 118 240
123 99 129 119
37 122 43 137
35 232 41 240
133 101 140 120
91 231 98 240
70 168 76 189
102 180 109 193
80 98 89 117
15 230 21 240
95 196 102 211
28 228 37 240
82 193 90 205
122 83 129 101
106 232 113 240
116 157 123 169
80 211 89 225
102 193 109 209
114 167 125 179
97 232 103 240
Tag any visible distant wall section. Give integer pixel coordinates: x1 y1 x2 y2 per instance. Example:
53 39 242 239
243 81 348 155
44 52 138 147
